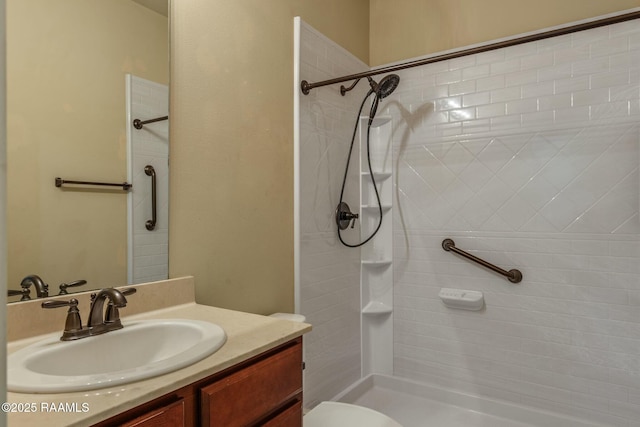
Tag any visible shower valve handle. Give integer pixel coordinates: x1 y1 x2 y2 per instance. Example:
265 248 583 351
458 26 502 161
341 212 359 228
336 202 359 231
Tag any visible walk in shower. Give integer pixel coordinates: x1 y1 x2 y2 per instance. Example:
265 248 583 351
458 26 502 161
295 8 640 427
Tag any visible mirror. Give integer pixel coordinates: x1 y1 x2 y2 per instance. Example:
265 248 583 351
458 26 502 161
6 0 169 302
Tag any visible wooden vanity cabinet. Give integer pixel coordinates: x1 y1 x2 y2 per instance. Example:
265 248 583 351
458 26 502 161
93 337 303 427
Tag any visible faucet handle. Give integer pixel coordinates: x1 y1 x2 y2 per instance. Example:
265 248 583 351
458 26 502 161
42 298 84 340
120 287 137 297
8 288 31 301
41 299 78 309
58 279 88 295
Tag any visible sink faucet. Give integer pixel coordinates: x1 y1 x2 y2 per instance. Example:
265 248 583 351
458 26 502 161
87 288 129 329
104 288 137 323
42 287 136 341
20 275 49 298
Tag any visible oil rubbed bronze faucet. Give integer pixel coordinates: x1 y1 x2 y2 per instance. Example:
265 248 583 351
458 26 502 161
10 276 88 300
42 288 136 341
87 288 129 328
20 274 49 298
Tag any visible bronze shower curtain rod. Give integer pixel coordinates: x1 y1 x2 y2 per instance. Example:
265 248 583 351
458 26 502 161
300 10 640 96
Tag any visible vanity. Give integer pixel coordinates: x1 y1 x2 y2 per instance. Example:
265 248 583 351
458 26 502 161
94 337 302 426
6 277 311 426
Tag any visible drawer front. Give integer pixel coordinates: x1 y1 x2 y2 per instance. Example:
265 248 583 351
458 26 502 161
261 400 302 427
120 399 185 427
201 341 302 426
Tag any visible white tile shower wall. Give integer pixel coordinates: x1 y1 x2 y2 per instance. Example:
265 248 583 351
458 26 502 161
298 20 368 408
128 75 169 284
384 18 640 426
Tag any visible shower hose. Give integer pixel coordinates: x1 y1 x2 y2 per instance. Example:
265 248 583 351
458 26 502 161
337 90 384 248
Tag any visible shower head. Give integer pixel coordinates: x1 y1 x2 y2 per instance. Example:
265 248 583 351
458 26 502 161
367 74 400 99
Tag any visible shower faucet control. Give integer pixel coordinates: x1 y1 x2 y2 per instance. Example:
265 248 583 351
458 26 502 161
343 211 359 229
336 202 359 230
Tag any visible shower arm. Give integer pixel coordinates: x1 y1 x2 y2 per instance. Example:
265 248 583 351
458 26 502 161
300 10 640 96
339 78 361 96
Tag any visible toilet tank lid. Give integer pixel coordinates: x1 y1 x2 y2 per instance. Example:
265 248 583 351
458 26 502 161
269 313 306 323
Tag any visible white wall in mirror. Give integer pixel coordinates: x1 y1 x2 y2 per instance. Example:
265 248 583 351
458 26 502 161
126 74 169 284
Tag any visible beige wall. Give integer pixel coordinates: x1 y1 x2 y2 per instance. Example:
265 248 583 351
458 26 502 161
169 1 640 315
169 1 369 314
370 0 640 65
6 0 167 294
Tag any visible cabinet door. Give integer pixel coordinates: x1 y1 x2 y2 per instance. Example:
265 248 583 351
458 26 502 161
200 340 302 426
120 399 186 427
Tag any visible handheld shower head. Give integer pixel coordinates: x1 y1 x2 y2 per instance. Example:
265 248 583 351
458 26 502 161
367 74 400 99
366 74 400 120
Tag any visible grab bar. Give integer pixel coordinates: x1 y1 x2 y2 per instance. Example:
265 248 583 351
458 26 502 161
144 165 156 231
55 177 132 190
442 238 522 283
133 115 168 130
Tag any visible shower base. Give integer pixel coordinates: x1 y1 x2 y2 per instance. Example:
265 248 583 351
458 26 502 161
332 374 610 427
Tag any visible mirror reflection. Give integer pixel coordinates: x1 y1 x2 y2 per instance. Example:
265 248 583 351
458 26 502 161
6 0 169 302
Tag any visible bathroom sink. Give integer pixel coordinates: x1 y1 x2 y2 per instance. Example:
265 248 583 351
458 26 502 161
7 319 226 393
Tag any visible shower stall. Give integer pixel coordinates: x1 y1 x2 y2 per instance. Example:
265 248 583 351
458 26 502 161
295 8 640 427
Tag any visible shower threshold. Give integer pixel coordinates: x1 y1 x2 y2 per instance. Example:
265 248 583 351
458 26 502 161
332 374 613 427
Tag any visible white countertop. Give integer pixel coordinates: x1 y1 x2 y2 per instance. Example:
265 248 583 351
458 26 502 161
7 302 311 426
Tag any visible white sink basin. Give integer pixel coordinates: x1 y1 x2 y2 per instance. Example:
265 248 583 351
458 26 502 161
8 319 226 393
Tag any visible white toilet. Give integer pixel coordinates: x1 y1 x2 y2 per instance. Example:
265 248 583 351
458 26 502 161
304 401 402 427
269 313 403 427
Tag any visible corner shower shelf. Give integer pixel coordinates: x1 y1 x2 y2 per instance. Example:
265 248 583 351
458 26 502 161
362 204 392 212
362 172 392 181
359 114 393 375
362 301 393 316
367 116 392 127
362 260 392 267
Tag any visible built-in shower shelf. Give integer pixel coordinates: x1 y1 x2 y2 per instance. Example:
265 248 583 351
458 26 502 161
362 260 392 267
360 116 392 128
362 204 392 212
362 172 392 181
362 301 393 316
358 112 393 375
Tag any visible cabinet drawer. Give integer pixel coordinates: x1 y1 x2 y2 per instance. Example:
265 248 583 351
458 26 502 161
120 399 185 427
201 341 302 426
262 400 302 427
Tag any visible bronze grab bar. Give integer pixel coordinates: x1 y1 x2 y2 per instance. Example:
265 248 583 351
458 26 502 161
133 115 168 130
144 165 156 231
55 177 131 190
442 238 522 283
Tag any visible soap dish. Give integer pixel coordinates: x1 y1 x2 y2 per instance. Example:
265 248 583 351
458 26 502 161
439 288 484 311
